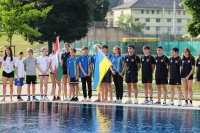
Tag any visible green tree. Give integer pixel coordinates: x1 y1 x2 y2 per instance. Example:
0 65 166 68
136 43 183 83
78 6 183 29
0 0 52 46
23 0 91 54
182 0 200 37
116 14 146 32
90 0 109 21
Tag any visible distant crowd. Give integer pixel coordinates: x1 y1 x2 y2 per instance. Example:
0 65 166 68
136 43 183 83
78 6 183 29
0 43 200 108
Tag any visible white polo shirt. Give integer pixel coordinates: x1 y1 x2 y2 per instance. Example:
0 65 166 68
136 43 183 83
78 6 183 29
15 59 24 78
2 56 16 73
37 56 50 75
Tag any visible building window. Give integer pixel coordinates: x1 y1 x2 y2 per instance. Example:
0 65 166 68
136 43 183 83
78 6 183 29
146 18 150 22
135 10 139 14
168 10 170 15
141 10 144 14
156 27 160 31
146 10 149 14
168 27 171 31
120 10 123 16
183 11 186 15
135 18 139 21
167 19 171 23
187 19 190 23
156 18 160 22
178 27 182 31
152 10 154 14
145 26 150 30
177 19 182 23
178 11 181 15
157 10 160 14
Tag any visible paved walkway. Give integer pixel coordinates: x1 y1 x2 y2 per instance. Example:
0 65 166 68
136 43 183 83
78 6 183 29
0 83 200 109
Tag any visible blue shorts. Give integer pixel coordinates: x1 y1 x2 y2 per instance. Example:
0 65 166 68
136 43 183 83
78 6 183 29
15 78 24 86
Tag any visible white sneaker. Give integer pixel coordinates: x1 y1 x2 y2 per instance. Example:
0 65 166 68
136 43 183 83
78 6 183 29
141 100 149 105
178 100 182 106
44 96 49 101
40 96 44 101
134 99 138 104
117 99 122 104
113 99 119 103
64 97 71 101
148 100 154 105
125 98 132 104
187 103 193 107
167 100 174 106
183 102 188 107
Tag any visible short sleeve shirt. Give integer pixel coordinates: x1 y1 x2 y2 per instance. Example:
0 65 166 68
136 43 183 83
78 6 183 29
141 55 156 78
155 55 169 78
79 55 92 77
110 55 125 73
169 56 181 79
67 57 79 78
37 56 50 75
23 57 37 76
2 56 16 73
125 54 140 76
15 60 24 78
181 56 195 78
61 52 70 72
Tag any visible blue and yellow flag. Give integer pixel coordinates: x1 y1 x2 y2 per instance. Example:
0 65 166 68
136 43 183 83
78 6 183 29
93 49 112 93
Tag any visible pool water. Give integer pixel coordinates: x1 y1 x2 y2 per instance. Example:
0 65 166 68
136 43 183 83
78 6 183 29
0 102 199 133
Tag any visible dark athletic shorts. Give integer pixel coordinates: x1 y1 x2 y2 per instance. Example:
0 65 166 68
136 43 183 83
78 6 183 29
156 78 168 85
169 78 181 85
181 75 193 80
101 71 112 83
70 78 79 84
26 75 37 84
142 77 152 83
2 71 14 78
126 75 138 83
63 71 67 75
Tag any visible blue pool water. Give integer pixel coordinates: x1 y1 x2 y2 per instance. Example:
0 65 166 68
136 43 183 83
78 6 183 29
0 102 199 133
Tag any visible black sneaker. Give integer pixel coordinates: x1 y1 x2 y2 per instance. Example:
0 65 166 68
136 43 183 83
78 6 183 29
70 97 75 101
154 101 161 105
74 97 79 102
18 97 23 102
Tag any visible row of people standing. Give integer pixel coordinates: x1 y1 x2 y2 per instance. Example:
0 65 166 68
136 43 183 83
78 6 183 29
0 43 200 108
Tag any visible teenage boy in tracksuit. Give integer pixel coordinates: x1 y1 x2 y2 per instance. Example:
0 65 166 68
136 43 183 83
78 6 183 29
124 45 141 104
79 46 93 102
141 45 155 105
165 47 183 106
154 46 169 105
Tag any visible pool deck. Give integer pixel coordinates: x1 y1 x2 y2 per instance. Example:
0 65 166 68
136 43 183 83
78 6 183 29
0 83 200 110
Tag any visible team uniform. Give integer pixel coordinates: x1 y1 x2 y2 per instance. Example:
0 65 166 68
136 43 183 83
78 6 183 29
111 55 125 102
14 59 24 86
79 55 93 98
181 57 195 80
125 54 140 83
2 56 16 78
101 53 112 83
67 57 79 84
155 55 169 84
61 52 70 75
24 57 37 84
196 59 200 81
169 56 182 85
141 55 156 83
37 56 50 76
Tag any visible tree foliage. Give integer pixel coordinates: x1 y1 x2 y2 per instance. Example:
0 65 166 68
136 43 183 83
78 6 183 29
0 0 52 46
90 0 109 21
23 0 91 54
182 0 200 37
116 14 146 32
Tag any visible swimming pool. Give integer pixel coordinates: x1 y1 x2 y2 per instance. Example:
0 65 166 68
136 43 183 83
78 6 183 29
0 102 199 133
